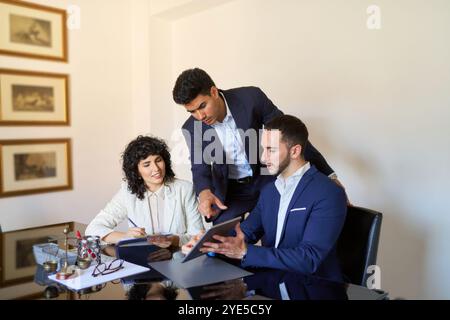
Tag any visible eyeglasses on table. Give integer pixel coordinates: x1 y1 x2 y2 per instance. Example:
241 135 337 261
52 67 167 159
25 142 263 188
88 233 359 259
91 258 124 277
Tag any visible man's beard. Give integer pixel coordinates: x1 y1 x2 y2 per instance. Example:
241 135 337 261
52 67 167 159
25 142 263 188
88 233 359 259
274 155 291 176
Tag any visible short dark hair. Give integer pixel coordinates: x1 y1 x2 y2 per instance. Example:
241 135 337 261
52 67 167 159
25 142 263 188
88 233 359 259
122 136 175 200
172 68 216 105
265 115 309 156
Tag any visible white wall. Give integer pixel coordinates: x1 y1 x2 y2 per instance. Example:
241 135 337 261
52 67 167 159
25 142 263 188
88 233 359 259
0 0 151 232
166 0 450 299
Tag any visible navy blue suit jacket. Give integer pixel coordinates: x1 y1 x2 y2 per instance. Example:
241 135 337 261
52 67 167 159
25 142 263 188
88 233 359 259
182 86 334 202
240 165 347 282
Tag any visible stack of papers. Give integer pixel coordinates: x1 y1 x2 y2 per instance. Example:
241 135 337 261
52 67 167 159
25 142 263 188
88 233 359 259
48 260 150 291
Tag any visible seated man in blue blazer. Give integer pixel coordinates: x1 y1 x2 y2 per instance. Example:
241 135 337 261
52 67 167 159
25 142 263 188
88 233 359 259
199 115 347 282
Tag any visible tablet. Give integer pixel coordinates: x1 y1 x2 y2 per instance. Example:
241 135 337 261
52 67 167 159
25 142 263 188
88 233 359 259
182 217 241 263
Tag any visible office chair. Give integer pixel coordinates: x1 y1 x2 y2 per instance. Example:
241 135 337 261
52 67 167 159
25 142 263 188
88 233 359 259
336 206 383 286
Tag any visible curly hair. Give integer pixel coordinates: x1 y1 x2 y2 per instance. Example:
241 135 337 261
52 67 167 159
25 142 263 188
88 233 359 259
122 136 175 200
127 283 178 300
172 68 216 105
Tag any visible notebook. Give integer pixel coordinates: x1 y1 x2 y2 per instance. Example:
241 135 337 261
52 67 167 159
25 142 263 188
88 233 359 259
115 237 165 282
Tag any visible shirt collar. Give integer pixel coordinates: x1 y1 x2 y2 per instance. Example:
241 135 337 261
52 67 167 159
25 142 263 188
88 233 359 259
275 162 311 189
146 184 165 199
213 92 232 124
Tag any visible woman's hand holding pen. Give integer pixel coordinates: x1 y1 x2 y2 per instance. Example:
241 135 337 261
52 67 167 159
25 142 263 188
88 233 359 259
125 227 146 238
126 218 147 238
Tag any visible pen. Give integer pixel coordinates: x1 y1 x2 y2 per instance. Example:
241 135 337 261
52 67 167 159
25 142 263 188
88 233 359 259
128 217 148 238
128 217 139 228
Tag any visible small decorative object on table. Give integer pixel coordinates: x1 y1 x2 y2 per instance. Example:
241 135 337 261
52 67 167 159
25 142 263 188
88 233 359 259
43 260 58 273
55 228 75 280
76 232 101 268
32 242 77 272
77 257 91 270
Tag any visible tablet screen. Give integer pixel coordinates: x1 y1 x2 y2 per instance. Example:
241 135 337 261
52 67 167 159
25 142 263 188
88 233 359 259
182 217 241 263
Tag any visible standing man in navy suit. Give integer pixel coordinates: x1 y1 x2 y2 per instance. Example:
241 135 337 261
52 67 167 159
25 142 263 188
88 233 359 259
173 68 346 224
199 115 347 282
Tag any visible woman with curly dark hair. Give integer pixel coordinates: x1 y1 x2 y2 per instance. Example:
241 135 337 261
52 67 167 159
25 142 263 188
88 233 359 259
86 136 204 250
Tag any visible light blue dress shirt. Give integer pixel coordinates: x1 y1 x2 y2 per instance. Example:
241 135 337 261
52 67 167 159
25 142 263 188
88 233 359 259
211 93 253 179
279 282 291 300
274 162 311 248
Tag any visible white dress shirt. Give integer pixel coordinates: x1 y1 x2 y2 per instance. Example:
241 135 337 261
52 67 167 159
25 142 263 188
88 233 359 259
210 92 253 179
147 185 165 234
274 162 311 248
279 282 291 300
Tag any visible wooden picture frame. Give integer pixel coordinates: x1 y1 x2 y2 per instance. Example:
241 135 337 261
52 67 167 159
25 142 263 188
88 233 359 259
0 222 73 288
0 138 72 198
0 69 70 126
0 0 68 62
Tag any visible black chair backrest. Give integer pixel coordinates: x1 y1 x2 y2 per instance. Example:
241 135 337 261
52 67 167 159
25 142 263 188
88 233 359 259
336 206 382 286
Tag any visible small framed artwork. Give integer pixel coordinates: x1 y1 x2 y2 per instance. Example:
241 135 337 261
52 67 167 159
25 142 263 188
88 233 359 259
0 222 73 288
0 0 68 62
0 69 70 126
0 138 72 198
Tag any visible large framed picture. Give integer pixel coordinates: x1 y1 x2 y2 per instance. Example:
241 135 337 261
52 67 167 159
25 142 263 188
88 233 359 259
0 138 72 198
0 69 70 126
0 0 68 62
0 222 73 288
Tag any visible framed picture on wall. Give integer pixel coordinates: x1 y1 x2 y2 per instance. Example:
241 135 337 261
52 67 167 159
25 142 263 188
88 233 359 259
0 0 68 62
0 222 73 288
0 69 70 126
0 138 72 198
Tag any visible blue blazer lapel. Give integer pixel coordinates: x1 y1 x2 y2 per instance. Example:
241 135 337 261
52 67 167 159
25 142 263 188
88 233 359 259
264 184 281 246
277 166 317 245
200 120 229 201
221 89 250 131
286 166 317 212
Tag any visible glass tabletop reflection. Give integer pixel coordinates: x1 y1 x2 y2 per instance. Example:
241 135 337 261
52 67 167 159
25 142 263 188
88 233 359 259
32 248 386 300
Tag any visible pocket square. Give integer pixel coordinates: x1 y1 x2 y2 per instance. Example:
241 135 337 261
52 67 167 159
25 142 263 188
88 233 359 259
290 207 307 212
